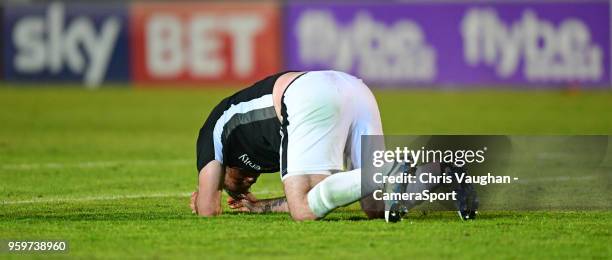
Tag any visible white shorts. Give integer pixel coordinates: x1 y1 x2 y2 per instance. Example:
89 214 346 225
280 71 383 180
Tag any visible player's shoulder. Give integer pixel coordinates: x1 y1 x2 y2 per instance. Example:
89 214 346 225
205 71 295 125
230 71 293 101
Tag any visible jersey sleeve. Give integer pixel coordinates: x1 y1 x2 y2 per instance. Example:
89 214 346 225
196 99 228 172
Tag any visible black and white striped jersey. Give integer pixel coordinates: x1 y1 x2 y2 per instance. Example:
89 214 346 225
196 72 289 173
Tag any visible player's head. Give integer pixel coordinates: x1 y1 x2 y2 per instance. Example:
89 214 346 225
223 167 260 199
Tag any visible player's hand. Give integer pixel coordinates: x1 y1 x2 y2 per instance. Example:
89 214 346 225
244 192 257 203
238 199 261 213
190 191 199 214
227 192 257 211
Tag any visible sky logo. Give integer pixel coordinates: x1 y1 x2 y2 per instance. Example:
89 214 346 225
4 2 129 87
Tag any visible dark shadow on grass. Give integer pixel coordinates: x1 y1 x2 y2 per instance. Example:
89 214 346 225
1 210 297 222
321 215 371 222
223 210 520 222
409 210 536 221
1 205 541 223
222 211 286 216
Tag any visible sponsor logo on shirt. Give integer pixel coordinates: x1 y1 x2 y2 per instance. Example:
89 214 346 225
239 153 262 171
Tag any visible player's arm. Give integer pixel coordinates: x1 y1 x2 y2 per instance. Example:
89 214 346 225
242 197 289 213
195 160 225 216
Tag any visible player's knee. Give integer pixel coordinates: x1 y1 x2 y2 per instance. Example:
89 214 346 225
288 197 319 221
290 211 317 221
362 209 384 219
287 194 319 221
360 194 385 219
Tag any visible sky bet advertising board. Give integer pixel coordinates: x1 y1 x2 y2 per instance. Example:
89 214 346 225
130 2 281 86
2 2 130 87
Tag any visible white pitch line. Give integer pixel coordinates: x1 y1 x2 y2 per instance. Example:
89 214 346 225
2 190 277 205
1 159 192 171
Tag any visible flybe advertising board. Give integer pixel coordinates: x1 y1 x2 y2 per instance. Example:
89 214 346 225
285 1 610 87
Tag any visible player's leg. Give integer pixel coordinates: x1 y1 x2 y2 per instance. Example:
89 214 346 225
341 73 387 219
282 174 328 220
359 194 385 219
282 170 363 220
337 75 479 221
290 72 397 219
280 71 365 220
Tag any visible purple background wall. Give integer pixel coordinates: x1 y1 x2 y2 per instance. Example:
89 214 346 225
284 1 610 88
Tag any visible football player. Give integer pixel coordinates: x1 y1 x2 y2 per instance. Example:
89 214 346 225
189 70 477 222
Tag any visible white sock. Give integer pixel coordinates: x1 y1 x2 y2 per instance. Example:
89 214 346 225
307 169 362 218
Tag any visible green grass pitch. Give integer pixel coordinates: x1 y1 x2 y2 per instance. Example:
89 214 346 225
0 86 611 259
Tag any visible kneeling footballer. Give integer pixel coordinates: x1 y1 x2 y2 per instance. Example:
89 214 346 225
190 70 478 222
